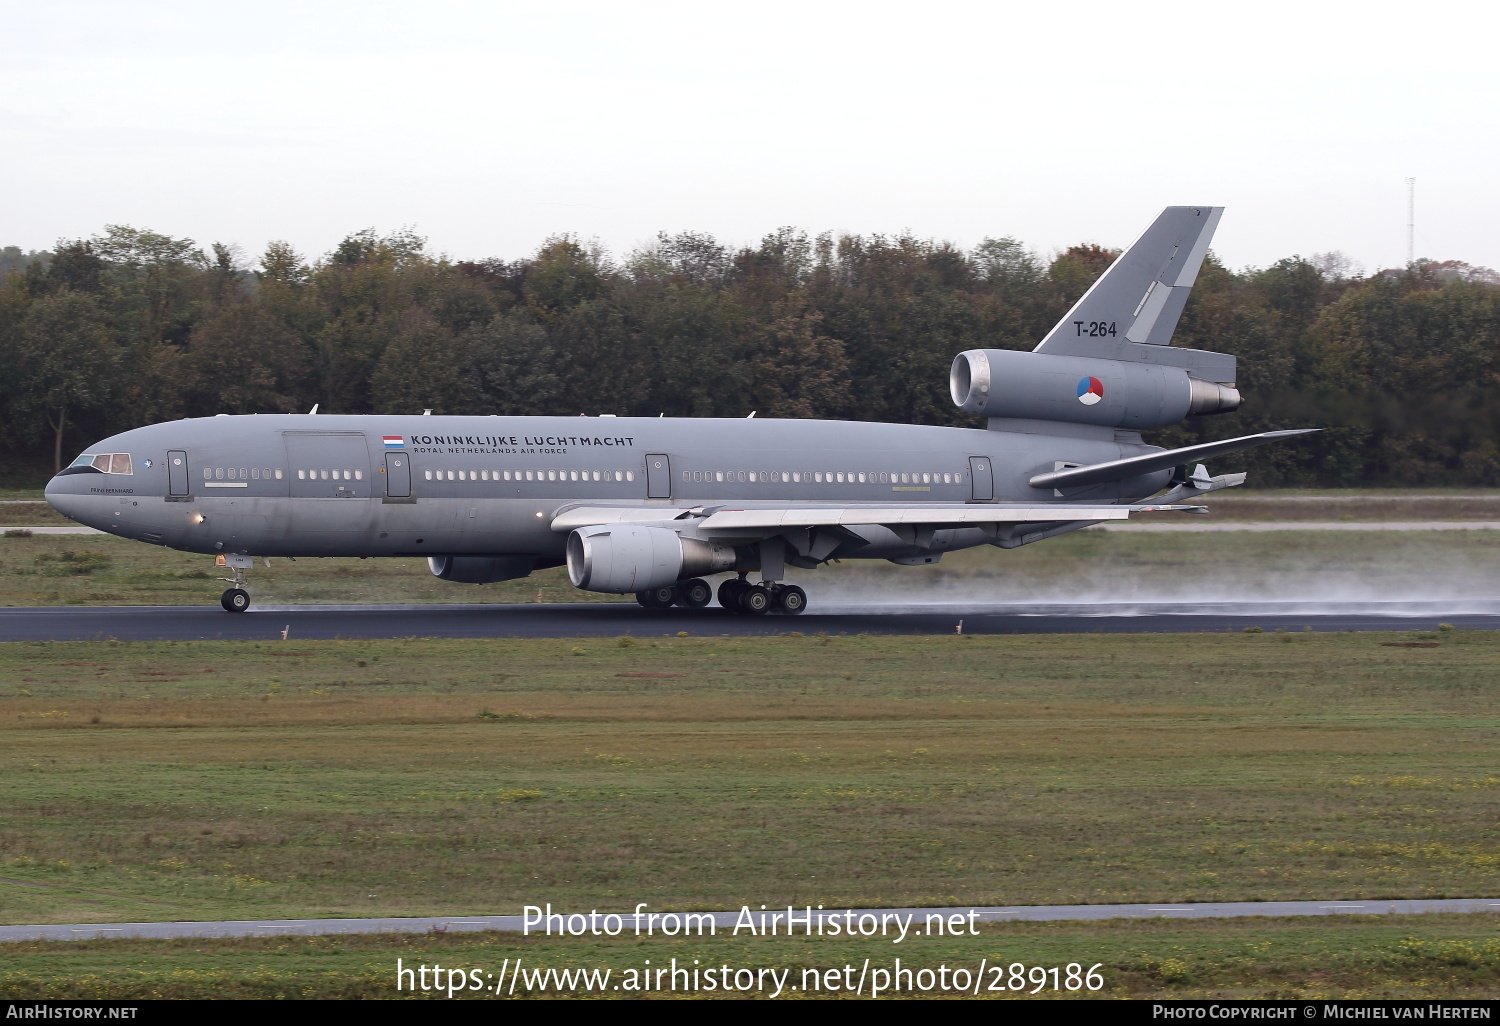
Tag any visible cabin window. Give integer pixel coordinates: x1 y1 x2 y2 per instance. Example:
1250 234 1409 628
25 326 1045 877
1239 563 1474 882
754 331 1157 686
570 470 579 481
626 470 634 481
251 468 260 479
354 470 363 480
274 469 283 479
423 470 432 480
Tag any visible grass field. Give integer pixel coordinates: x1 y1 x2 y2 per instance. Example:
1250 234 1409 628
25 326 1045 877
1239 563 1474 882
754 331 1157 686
4 915 1499 999
3 632 1497 930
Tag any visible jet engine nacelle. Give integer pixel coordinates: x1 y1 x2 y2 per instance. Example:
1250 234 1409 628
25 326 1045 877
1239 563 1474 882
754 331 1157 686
950 348 1240 429
567 524 737 594
428 555 536 584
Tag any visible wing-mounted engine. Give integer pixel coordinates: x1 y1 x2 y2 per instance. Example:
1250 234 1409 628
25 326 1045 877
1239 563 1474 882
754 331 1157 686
566 524 738 593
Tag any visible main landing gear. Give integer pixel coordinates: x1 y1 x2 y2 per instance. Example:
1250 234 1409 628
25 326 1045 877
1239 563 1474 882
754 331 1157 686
634 575 808 614
718 575 807 615
216 553 255 613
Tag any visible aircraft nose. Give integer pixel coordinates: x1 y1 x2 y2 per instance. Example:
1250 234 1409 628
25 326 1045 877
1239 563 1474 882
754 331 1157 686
44 473 87 521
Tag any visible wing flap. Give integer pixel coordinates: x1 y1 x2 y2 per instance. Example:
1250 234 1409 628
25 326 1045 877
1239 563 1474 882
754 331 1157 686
551 503 1205 534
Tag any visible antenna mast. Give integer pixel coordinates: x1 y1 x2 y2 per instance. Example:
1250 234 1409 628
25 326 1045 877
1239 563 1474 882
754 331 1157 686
1405 177 1416 266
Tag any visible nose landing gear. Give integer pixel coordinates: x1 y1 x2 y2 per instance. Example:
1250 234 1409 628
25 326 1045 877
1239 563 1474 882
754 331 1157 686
215 553 255 613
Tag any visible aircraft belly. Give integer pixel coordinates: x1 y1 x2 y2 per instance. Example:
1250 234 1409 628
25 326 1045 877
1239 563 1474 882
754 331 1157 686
367 497 563 557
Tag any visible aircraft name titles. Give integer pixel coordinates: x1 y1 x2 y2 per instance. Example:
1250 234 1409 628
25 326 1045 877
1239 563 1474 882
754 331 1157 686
406 434 635 448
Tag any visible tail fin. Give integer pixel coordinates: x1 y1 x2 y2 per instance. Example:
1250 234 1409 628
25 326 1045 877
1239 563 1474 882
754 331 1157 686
1035 206 1223 356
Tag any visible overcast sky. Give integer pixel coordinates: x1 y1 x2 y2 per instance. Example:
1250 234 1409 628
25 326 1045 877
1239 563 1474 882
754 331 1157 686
1 0 1492 273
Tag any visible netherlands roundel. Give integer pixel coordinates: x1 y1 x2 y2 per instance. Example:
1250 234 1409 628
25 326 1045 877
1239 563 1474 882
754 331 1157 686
1077 375 1105 406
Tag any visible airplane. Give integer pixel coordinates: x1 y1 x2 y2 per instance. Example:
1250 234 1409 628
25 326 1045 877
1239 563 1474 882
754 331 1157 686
44 206 1315 615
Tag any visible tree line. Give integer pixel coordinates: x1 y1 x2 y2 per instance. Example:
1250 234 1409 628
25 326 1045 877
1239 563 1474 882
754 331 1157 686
2 225 1498 486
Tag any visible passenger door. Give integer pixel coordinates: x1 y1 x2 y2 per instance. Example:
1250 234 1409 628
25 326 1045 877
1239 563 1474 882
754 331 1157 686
384 452 411 498
167 450 189 496
968 455 994 501
646 453 671 499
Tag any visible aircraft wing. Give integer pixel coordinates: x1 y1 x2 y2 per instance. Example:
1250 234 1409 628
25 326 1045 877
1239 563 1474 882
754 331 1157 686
1028 429 1320 491
551 502 1203 536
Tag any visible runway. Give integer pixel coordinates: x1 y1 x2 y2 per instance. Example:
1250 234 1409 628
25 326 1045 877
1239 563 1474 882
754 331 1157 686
13 521 1500 536
6 897 1497 943
2 600 1498 641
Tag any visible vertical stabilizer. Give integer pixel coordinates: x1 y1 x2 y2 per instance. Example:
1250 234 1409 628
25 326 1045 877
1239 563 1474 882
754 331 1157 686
1035 206 1223 356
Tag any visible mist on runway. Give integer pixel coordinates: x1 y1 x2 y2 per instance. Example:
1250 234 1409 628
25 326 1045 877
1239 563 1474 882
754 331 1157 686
803 526 1500 615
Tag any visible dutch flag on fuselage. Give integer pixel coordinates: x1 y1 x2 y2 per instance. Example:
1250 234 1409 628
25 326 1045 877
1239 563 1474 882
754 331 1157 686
383 435 404 448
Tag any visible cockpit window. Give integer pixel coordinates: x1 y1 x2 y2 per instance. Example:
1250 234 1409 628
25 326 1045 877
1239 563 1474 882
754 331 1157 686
71 453 134 475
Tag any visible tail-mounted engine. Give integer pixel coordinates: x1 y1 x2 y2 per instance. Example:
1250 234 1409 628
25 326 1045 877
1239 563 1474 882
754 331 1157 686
950 348 1240 430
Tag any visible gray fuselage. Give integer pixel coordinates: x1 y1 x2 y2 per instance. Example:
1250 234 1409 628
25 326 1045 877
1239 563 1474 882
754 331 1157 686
44 413 1169 565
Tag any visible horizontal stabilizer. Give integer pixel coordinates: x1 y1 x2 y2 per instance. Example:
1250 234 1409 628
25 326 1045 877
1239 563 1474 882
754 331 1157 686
1027 429 1320 491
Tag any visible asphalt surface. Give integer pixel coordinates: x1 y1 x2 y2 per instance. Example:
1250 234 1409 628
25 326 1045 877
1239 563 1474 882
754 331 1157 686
14 521 1500 536
2 600 1498 641
6 898 1498 943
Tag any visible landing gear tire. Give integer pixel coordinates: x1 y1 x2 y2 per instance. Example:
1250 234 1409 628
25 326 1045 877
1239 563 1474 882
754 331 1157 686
636 584 678 609
676 578 713 608
717 578 747 611
773 584 807 615
220 588 250 613
739 585 771 615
